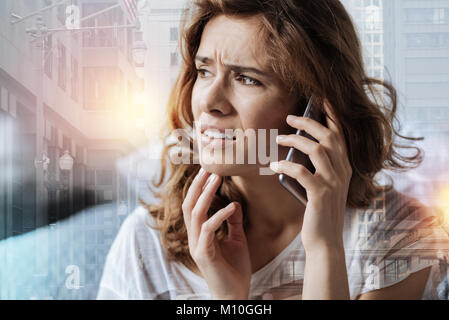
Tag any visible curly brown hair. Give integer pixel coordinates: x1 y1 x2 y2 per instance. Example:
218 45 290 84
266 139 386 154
143 0 423 271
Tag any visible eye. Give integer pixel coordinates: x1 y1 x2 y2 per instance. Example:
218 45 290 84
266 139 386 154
196 68 212 78
235 74 262 86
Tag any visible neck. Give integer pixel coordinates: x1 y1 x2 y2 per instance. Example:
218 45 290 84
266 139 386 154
231 170 305 238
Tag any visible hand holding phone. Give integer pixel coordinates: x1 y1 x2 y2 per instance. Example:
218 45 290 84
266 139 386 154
274 97 352 259
278 95 327 205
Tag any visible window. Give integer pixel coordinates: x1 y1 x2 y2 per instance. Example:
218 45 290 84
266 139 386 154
95 210 104 225
85 229 96 244
83 67 121 110
127 81 134 112
406 82 449 99
71 56 78 102
82 3 124 48
419 257 437 265
373 57 382 67
406 33 449 49
85 250 96 266
170 27 178 42
96 170 113 186
364 56 372 68
84 206 96 223
374 69 382 79
44 35 52 79
57 3 66 26
62 136 71 152
170 52 178 66
127 27 133 64
385 259 397 283
97 230 104 245
364 33 372 43
358 224 367 235
134 30 143 41
405 8 449 25
365 5 382 30
406 58 449 75
373 45 382 56
359 212 366 222
57 42 67 90
367 211 376 222
96 190 112 204
384 258 410 284
86 170 95 185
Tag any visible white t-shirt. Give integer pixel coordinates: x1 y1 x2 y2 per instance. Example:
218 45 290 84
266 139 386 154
97 189 449 300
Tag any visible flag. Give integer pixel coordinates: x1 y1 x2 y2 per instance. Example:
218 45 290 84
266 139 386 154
120 0 138 24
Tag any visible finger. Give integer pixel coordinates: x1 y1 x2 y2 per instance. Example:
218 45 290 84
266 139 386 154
276 134 335 180
183 168 210 215
286 114 333 144
287 113 346 175
182 168 210 239
225 202 246 243
323 100 344 138
323 101 352 176
190 174 223 247
322 101 346 156
196 203 237 259
270 160 317 191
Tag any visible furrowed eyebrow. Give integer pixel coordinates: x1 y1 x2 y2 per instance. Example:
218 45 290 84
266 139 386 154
194 55 267 77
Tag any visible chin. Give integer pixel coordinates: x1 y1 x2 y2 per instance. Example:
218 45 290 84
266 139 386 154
199 160 261 178
200 162 240 176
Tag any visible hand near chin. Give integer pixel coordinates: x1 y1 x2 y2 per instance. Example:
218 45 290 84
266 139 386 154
182 169 251 300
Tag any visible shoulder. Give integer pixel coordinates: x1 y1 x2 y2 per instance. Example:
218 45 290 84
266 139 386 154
97 206 170 299
348 188 447 299
383 188 440 223
373 188 441 245
107 206 162 261
349 187 443 254
119 206 161 241
349 188 441 239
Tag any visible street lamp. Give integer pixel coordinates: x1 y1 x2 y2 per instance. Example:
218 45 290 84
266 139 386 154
58 150 74 216
132 39 148 68
59 150 74 172
58 150 74 194
34 153 50 172
25 15 48 40
26 15 48 227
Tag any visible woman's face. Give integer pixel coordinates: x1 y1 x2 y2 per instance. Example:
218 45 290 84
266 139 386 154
191 14 297 176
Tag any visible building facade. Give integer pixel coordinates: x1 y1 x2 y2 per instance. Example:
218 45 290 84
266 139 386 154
341 0 385 79
0 0 143 298
383 0 449 130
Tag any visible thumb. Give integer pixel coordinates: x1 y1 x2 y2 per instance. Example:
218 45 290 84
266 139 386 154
226 202 246 242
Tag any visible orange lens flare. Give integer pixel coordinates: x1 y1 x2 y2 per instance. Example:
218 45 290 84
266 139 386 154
436 184 449 225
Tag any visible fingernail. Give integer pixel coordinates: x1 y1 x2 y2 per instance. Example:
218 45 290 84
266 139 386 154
287 115 295 122
199 167 205 175
276 135 286 143
202 174 212 190
206 174 217 188
270 162 280 172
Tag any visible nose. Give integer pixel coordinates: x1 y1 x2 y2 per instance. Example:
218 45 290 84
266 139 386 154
199 75 233 116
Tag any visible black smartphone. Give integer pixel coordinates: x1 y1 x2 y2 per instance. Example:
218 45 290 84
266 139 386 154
279 95 327 205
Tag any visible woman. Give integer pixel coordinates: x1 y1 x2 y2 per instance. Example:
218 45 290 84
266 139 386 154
97 0 448 300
